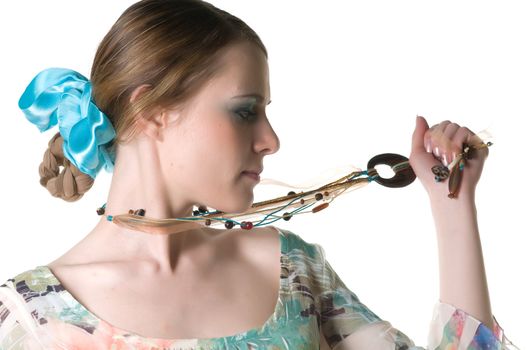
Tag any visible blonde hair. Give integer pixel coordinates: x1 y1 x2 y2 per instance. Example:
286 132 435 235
39 0 267 201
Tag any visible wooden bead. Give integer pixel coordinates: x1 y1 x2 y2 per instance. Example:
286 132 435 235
128 209 134 214
312 202 329 213
315 193 323 201
205 219 211 226
300 199 305 204
324 191 329 197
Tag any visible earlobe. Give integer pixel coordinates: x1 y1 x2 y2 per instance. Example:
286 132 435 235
137 113 166 142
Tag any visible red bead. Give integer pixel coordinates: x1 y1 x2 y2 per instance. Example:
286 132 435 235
241 221 253 230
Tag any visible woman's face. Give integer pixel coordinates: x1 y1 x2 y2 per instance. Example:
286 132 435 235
159 41 279 215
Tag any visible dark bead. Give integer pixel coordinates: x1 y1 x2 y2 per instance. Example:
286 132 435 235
241 221 253 230
198 205 208 213
287 191 296 196
134 209 146 216
283 212 292 221
193 210 200 216
300 199 305 204
225 220 235 229
315 193 323 201
205 219 211 226
96 207 105 215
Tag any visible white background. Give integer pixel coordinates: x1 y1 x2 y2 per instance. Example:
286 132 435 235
1 1 525 348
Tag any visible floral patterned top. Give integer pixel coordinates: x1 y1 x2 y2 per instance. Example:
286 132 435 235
0 227 515 350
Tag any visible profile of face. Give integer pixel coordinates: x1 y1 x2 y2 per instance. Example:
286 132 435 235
153 41 280 216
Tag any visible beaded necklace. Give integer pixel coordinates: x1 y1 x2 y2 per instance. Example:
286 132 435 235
96 140 492 235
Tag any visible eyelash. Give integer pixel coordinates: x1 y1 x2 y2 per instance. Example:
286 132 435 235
236 109 257 121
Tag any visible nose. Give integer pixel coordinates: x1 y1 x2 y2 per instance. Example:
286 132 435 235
255 115 280 155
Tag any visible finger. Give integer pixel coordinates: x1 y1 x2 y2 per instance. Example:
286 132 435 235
430 120 452 135
454 126 489 160
428 121 451 157
411 115 430 153
439 123 461 164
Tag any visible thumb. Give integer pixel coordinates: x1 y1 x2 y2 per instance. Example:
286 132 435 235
411 115 430 153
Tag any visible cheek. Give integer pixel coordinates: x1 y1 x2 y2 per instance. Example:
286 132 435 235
190 119 242 176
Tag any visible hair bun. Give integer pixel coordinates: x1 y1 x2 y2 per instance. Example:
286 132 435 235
39 132 94 202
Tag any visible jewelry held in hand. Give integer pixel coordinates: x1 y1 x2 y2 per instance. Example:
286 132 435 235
431 139 493 199
96 153 416 235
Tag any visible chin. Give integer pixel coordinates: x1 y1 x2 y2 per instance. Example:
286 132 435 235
218 195 254 215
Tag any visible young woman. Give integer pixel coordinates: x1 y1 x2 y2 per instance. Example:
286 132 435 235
0 0 516 349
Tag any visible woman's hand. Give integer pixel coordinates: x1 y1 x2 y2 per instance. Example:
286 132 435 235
409 116 489 199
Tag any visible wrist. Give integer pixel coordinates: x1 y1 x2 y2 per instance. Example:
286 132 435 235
428 186 476 205
428 189 477 216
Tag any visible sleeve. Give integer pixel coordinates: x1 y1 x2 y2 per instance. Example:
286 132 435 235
313 243 517 350
0 284 49 349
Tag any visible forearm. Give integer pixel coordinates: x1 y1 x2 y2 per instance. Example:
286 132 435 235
429 192 494 331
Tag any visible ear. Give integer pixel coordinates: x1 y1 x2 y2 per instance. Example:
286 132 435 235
130 84 168 142
137 110 169 142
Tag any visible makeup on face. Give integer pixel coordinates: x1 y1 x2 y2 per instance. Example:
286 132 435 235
227 94 271 122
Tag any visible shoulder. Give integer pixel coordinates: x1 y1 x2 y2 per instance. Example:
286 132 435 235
1 266 56 293
0 269 58 345
0 266 52 329
229 225 319 254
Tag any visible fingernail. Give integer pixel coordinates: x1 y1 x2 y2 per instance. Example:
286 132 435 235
426 142 432 153
434 146 440 157
442 154 448 167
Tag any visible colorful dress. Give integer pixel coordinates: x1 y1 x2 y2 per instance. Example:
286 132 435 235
0 227 516 349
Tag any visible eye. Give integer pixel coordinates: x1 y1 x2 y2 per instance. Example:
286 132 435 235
235 109 257 121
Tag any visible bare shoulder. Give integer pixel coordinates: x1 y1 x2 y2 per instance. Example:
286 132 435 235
216 225 281 263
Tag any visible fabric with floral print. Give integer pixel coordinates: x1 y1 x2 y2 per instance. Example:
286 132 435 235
0 227 515 349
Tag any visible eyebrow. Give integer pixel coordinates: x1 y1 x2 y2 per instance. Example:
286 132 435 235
231 93 272 105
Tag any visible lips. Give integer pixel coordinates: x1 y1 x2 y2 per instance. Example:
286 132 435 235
242 170 261 181
242 167 263 176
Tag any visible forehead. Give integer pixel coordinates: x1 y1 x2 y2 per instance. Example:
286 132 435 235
204 41 270 100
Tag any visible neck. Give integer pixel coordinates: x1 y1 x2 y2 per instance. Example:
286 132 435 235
85 138 208 275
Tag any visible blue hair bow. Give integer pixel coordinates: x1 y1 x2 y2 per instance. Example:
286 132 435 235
18 68 116 179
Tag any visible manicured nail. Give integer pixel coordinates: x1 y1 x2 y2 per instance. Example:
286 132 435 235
442 154 448 167
434 146 440 157
425 141 432 153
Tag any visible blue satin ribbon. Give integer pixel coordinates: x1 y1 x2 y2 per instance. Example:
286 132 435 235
18 68 116 179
